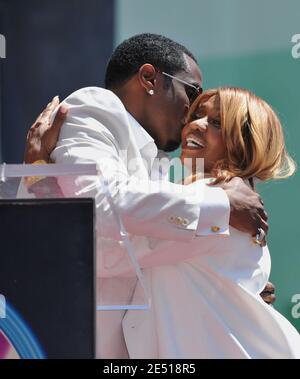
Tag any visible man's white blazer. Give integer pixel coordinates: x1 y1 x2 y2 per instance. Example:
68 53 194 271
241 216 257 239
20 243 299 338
50 87 230 358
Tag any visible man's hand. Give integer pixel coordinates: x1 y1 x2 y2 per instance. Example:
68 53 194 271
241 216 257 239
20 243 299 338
221 177 268 241
260 282 276 305
24 96 68 163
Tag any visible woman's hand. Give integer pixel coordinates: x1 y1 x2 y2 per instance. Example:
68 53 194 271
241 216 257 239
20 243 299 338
260 282 276 305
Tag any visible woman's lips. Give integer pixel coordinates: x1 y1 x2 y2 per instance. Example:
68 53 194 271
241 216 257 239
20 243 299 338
183 134 205 149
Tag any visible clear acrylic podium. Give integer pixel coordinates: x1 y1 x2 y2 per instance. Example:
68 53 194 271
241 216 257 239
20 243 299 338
0 163 150 312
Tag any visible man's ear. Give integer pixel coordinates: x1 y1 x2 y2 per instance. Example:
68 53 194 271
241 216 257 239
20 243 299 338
137 64 157 94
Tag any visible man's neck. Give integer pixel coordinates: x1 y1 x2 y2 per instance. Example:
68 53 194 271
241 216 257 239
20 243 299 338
111 87 144 126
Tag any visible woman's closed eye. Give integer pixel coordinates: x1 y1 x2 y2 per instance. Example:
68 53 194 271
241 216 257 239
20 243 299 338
208 117 221 129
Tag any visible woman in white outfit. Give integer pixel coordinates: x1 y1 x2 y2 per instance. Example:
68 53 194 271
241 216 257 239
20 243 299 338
122 87 300 359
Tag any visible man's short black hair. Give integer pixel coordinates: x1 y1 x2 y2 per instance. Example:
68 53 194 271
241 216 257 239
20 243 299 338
105 33 198 89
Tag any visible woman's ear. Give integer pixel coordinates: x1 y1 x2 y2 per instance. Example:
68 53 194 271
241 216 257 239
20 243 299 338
138 64 157 95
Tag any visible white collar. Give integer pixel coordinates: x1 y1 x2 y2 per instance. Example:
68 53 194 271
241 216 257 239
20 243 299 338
127 111 169 176
126 111 155 151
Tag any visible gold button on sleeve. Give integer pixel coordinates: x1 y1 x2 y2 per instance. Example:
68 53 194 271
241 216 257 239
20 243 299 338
182 218 189 226
174 216 183 225
168 215 175 223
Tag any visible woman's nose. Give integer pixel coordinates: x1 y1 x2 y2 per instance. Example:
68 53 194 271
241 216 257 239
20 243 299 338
190 117 208 132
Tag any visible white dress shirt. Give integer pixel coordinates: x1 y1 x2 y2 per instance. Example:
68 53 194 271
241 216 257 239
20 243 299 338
123 180 300 359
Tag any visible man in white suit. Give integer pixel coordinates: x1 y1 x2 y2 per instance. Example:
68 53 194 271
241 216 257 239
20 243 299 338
25 34 270 358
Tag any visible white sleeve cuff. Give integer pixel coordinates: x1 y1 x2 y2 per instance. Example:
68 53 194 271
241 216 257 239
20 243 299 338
196 184 230 236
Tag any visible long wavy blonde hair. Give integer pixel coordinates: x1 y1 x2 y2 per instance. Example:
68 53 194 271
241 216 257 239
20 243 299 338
188 87 296 184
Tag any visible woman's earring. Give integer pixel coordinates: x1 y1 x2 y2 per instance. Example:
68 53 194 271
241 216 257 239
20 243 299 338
148 89 154 96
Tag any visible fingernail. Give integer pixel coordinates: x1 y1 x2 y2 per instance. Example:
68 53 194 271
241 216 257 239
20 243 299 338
60 105 68 114
53 95 59 101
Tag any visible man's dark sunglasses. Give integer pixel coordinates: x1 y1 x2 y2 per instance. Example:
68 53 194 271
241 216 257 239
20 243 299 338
156 69 203 104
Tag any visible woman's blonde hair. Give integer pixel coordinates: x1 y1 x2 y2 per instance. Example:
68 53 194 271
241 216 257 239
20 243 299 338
188 87 296 184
